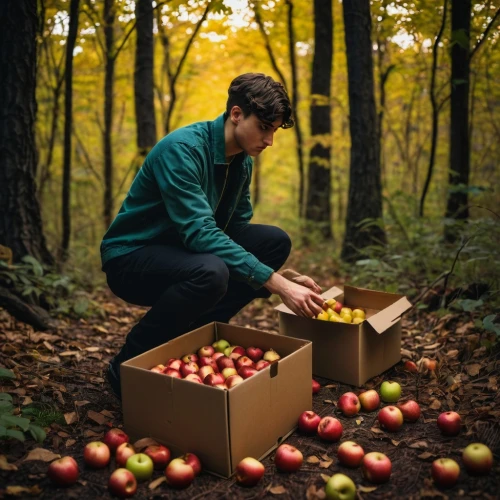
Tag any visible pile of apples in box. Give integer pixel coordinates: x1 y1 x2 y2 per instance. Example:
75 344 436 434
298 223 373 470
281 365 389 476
314 298 366 323
149 338 281 389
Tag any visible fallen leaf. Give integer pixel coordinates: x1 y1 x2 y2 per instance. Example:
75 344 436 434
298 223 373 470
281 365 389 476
446 350 459 358
418 452 434 459
306 484 326 500
149 476 166 489
64 412 78 425
101 409 115 418
320 473 331 483
323 400 333 404
93 325 109 334
134 437 158 450
6 485 43 496
429 399 441 410
66 439 76 448
424 342 441 350
401 348 413 358
22 396 33 406
24 448 60 462
370 427 384 434
0 455 18 471
85 347 101 352
307 455 320 463
59 350 80 356
75 400 91 408
84 430 102 438
359 485 378 493
409 441 428 449
269 485 287 494
319 460 333 468
87 410 108 425
320 454 332 461
391 440 401 446
466 364 481 377
324 384 336 389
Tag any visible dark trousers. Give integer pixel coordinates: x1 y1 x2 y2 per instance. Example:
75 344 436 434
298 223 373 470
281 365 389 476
104 224 291 366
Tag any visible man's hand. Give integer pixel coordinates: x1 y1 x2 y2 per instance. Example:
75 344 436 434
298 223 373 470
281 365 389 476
264 272 324 318
281 268 322 294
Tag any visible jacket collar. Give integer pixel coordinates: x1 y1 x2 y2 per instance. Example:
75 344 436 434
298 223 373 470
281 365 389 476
212 112 248 166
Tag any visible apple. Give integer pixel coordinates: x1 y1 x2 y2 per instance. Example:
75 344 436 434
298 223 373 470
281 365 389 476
337 441 365 468
397 400 421 423
103 428 129 453
297 411 321 434
150 364 165 373
221 367 238 379
263 349 280 362
212 352 224 361
198 345 215 357
437 411 461 436
83 441 111 469
274 444 303 472
234 356 255 370
198 356 219 372
181 353 199 364
338 392 361 417
352 308 366 320
316 310 330 321
378 405 404 432
423 358 437 371
312 379 321 394
238 366 258 379
197 365 215 381
165 457 195 488
325 473 356 500
180 361 199 377
235 457 265 486
47 456 79 486
108 468 137 498
431 458 460 488
318 416 343 442
362 452 392 483
229 351 243 361
182 452 202 476
256 360 270 371
167 359 183 371
352 317 363 324
143 444 171 470
246 346 264 363
116 442 136 468
204 372 225 386
225 374 244 388
403 360 418 373
333 301 343 314
184 373 203 384
216 355 235 372
379 380 402 403
462 443 493 475
213 338 231 353
228 345 246 357
163 368 182 378
125 453 154 481
358 389 380 412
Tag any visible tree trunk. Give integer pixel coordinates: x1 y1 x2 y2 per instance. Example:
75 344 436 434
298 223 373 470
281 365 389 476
445 0 471 241
61 0 80 261
0 1 53 265
341 0 386 262
305 0 333 238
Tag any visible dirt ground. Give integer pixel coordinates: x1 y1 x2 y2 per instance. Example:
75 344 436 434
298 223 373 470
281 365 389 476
1 280 499 499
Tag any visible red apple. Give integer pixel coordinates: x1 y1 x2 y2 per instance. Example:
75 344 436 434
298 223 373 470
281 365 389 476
256 360 270 371
423 358 437 371
182 452 202 476
246 346 264 363
108 468 137 498
431 458 460 488
167 359 183 371
229 351 243 361
150 364 165 373
225 374 244 388
204 372 225 386
163 368 182 378
358 389 380 412
116 442 136 468
333 301 343 314
230 346 246 357
180 361 199 377
198 356 219 372
165 457 195 488
181 353 199 364
337 392 361 417
184 373 203 384
437 411 461 436
263 349 280 362
312 379 320 394
378 406 404 432
462 443 493 475
83 441 111 469
197 365 215 381
198 345 215 358
317 416 343 442
403 360 418 373
47 456 79 486
274 444 303 472
397 400 421 423
337 441 365 468
144 444 171 470
238 366 258 379
235 457 265 486
297 411 321 434
221 367 238 379
212 352 224 361
235 356 255 370
216 355 235 372
103 428 129 453
362 452 392 483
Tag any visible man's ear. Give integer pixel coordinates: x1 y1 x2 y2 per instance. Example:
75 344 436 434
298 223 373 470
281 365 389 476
230 106 243 125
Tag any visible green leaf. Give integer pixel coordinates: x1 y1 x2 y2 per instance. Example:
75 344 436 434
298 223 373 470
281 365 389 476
0 401 14 415
483 315 500 336
0 393 13 402
0 368 15 379
6 428 25 442
0 415 31 431
28 424 46 443
457 299 483 312
21 255 44 277
355 259 380 267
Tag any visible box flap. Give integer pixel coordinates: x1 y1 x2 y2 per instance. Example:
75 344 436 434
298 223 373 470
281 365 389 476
366 296 412 334
274 285 344 315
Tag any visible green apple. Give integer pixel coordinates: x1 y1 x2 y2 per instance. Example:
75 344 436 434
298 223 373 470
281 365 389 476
325 473 356 500
125 453 154 481
212 338 231 353
379 381 402 403
462 443 493 475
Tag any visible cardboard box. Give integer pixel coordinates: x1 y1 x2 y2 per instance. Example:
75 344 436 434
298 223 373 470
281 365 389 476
120 322 312 478
275 285 412 386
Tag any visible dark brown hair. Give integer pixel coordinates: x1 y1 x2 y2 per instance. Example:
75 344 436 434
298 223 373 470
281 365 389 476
226 73 294 129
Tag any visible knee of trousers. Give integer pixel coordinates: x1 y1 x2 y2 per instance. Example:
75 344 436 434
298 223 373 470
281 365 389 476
268 227 292 267
198 255 230 300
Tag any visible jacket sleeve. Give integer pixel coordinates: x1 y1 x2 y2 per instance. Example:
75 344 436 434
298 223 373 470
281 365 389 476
153 142 273 289
225 159 253 238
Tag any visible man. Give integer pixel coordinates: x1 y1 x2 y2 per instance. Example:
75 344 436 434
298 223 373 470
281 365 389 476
101 73 325 399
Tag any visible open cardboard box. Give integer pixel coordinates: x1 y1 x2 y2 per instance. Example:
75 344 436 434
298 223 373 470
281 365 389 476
120 322 312 478
275 285 412 386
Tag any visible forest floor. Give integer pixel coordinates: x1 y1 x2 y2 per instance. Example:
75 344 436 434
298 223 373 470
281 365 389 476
0 253 499 499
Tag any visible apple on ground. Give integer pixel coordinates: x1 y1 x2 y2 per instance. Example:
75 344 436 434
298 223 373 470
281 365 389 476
47 456 79 486
198 345 215 358
379 380 402 403
431 458 460 488
116 442 136 468
263 349 280 362
403 360 418 373
337 392 361 417
462 443 493 475
362 452 392 483
182 452 202 476
108 468 137 498
256 360 270 371
238 366 258 379
225 374 244 388
246 346 264 363
317 416 343 442
83 441 111 469
325 473 356 500
125 453 154 481
437 411 461 436
103 428 129 453
182 353 199 364
397 400 421 423
144 444 171 470
378 406 404 432
165 457 196 488
235 457 265 486
297 411 321 434
274 444 303 472
184 373 203 384
312 379 321 394
204 372 225 386
337 441 365 468
358 389 380 412
212 338 231 353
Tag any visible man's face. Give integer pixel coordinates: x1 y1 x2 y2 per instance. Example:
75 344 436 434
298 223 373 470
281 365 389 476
233 112 282 157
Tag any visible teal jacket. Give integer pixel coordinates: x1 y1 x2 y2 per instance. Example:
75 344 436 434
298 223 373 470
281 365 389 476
100 113 273 289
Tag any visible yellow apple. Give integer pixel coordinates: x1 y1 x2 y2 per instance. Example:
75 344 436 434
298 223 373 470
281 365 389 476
352 309 366 319
326 298 337 307
316 311 330 321
342 314 353 324
340 307 353 317
329 314 340 322
352 317 364 324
